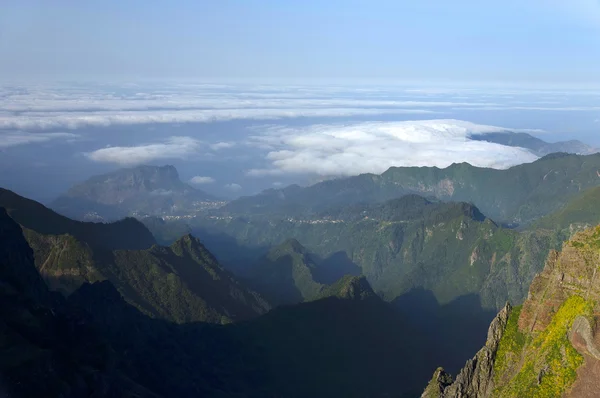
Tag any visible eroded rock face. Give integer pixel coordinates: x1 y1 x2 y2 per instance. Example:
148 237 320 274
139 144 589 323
422 225 600 398
421 303 511 398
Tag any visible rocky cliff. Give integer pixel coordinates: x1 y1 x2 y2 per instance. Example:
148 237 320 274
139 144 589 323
422 225 600 397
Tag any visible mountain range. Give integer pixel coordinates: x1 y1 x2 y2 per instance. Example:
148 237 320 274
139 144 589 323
469 131 598 157
5 133 600 397
0 187 268 324
222 152 600 225
0 199 468 397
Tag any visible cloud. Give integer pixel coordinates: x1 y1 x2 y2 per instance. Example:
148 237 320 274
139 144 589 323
246 119 539 177
224 183 242 192
0 131 78 148
86 136 201 166
0 108 435 130
189 176 215 184
210 142 236 150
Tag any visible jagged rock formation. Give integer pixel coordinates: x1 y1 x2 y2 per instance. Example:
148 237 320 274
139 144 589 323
0 189 269 324
422 225 600 397
421 303 511 398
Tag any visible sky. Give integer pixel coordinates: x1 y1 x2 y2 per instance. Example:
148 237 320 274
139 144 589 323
0 1 600 204
1 0 600 84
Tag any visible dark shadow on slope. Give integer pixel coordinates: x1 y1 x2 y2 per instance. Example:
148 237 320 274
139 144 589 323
70 280 431 398
190 226 269 274
312 251 362 284
392 288 497 377
247 254 304 305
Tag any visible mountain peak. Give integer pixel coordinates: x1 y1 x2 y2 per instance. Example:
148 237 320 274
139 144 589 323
320 275 376 300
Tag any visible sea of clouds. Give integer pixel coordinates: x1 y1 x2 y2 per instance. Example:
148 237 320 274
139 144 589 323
1 82 599 198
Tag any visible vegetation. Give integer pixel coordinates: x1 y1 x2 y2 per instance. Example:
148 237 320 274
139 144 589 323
222 153 600 225
494 296 592 398
1 189 269 324
192 196 563 310
493 305 526 379
533 186 600 231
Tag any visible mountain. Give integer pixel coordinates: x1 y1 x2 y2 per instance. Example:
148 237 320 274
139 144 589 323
222 153 600 225
0 207 156 398
0 187 156 250
247 238 325 305
71 277 437 398
0 190 500 398
1 188 269 324
0 208 451 397
423 225 600 397
51 165 221 221
469 131 598 157
533 185 600 232
192 195 564 311
247 239 379 306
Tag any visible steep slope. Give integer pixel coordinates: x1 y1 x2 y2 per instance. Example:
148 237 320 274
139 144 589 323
25 228 270 324
0 189 268 324
0 208 156 398
193 195 562 310
51 165 219 221
0 187 156 250
423 225 600 397
533 185 600 232
222 153 600 225
72 276 435 398
247 238 325 305
469 132 598 157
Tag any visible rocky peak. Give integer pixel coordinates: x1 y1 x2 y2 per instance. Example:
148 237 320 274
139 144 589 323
421 225 600 398
321 275 377 300
421 303 512 398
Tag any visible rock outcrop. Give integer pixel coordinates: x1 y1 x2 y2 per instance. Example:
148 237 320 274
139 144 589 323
422 225 600 398
421 303 511 398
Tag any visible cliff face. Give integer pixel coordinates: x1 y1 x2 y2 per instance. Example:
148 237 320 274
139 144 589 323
423 225 600 398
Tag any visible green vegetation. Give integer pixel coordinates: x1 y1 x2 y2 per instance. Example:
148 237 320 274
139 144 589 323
494 305 526 379
223 153 600 225
495 296 592 398
533 186 600 231
248 238 325 305
1 189 269 324
193 196 564 310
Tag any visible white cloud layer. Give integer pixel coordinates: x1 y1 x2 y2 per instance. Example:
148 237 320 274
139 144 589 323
86 136 201 166
0 131 78 148
2 83 598 132
246 119 540 176
189 176 215 184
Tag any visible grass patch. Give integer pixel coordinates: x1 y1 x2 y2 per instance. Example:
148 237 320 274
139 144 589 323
494 296 592 398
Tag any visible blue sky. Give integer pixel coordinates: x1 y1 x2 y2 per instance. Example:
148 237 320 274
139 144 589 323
2 0 600 84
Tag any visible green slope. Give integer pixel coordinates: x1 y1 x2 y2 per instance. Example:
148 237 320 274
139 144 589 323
193 196 563 310
247 238 325 305
533 185 600 231
425 225 600 398
223 153 600 225
0 188 269 324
